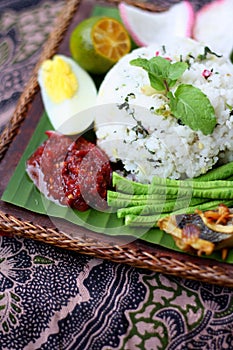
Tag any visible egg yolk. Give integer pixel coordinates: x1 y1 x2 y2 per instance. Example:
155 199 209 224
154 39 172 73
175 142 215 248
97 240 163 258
41 56 78 103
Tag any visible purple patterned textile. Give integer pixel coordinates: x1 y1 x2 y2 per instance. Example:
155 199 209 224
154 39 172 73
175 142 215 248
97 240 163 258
0 1 233 349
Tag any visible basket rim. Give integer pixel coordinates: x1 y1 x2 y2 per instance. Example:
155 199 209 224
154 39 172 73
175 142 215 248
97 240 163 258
1 210 233 287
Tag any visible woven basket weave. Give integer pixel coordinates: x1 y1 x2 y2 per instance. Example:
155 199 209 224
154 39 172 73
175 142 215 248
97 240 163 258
0 0 233 287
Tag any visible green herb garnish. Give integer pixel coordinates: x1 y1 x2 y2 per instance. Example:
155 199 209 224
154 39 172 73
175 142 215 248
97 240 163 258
168 85 217 135
130 56 187 93
130 56 217 135
197 46 222 61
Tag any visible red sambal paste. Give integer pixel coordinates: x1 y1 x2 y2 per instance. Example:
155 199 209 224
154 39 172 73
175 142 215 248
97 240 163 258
26 130 112 211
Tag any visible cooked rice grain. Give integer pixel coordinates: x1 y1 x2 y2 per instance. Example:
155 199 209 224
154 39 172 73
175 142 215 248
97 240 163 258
95 38 233 183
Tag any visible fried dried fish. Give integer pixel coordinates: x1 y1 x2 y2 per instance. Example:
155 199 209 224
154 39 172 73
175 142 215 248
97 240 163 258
157 204 233 258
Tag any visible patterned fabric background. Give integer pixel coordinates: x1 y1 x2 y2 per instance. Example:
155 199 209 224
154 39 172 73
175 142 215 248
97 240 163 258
0 0 65 130
1 1 233 349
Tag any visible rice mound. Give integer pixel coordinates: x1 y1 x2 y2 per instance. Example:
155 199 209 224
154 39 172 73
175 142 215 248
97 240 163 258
95 37 233 183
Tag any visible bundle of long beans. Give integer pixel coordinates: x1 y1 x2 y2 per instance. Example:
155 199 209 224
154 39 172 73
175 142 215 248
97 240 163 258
108 162 233 227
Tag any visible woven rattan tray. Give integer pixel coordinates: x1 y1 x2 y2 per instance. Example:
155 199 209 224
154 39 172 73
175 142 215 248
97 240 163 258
1 0 233 287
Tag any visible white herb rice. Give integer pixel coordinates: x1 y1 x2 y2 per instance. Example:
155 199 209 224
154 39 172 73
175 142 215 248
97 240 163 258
95 38 233 183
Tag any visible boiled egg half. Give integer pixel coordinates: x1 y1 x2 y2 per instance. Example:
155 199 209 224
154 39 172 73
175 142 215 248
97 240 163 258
38 54 97 135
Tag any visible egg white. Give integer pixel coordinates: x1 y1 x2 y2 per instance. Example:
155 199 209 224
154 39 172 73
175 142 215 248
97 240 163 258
38 54 97 135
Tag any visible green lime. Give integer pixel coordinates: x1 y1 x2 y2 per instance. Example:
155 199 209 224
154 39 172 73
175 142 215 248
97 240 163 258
69 16 131 75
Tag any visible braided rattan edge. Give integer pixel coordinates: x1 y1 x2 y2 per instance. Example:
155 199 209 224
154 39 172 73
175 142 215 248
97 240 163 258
1 210 232 287
0 0 81 161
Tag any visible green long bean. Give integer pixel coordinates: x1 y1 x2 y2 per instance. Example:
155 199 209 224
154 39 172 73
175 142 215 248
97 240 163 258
112 172 150 194
111 168 233 229
152 177 233 199
108 190 208 209
124 200 233 227
193 161 233 182
112 172 233 199
107 190 175 208
116 197 209 218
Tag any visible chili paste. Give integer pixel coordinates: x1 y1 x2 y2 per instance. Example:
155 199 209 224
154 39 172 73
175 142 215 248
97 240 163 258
26 130 112 211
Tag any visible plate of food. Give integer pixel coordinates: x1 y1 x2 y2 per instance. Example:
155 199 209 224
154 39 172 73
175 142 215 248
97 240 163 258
1 0 233 287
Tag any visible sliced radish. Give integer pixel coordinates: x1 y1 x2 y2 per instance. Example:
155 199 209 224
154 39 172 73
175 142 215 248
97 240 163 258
119 1 195 47
193 0 233 57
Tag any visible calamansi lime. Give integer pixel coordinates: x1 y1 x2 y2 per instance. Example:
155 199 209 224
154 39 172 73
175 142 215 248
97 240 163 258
69 16 131 75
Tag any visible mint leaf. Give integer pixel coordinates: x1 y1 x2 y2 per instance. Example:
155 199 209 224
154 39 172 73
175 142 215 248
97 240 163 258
168 84 217 135
168 61 188 81
130 56 187 93
130 56 216 135
130 58 150 71
148 56 171 78
131 57 169 92
148 57 172 92
148 73 166 91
